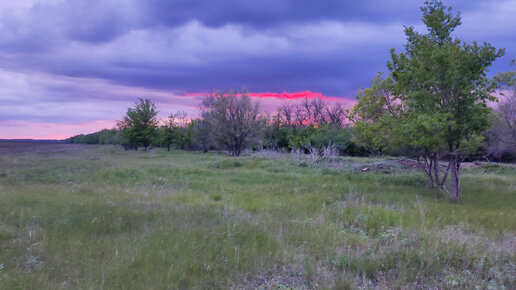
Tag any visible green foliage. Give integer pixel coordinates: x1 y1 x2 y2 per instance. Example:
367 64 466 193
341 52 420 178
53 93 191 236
387 0 502 154
263 119 365 156
118 98 159 150
494 65 515 90
189 119 213 152
66 129 120 144
159 111 189 151
351 74 400 154
310 124 353 152
351 1 504 200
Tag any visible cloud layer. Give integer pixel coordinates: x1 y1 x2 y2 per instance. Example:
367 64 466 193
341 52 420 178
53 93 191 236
0 0 514 138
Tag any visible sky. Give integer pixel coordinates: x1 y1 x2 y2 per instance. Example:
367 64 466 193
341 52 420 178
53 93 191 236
0 0 515 139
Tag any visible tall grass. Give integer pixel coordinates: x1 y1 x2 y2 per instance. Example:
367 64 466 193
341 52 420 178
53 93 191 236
0 146 514 288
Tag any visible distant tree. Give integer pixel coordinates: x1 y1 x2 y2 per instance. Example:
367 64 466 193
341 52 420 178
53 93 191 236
97 129 120 144
326 102 347 127
277 98 348 128
262 97 355 154
484 114 516 162
201 90 263 156
66 129 120 144
118 98 159 151
160 122 174 152
279 102 295 126
352 0 504 202
494 63 516 143
161 111 188 151
484 62 516 162
190 119 212 153
264 112 290 151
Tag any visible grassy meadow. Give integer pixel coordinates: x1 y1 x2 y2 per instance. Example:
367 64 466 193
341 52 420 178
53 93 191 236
0 145 515 289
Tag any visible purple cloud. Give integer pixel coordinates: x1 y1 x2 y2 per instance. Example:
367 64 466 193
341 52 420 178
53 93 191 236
0 0 514 138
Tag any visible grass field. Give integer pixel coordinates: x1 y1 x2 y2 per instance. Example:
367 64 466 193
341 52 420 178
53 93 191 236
0 145 515 289
0 141 87 154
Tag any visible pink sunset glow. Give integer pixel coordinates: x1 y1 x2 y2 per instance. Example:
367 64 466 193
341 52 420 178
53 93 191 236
249 91 339 101
185 91 341 101
0 91 357 140
0 120 117 140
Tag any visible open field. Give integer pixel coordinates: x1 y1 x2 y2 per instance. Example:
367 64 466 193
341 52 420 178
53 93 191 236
0 145 515 289
0 141 88 155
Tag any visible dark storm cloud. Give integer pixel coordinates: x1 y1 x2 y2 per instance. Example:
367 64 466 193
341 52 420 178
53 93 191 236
35 41 388 96
0 0 493 50
140 0 492 29
142 0 419 28
0 0 504 89
0 0 515 138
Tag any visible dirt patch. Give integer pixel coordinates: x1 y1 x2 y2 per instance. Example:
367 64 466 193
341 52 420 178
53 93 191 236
397 159 425 170
0 141 88 155
359 159 424 174
241 265 309 289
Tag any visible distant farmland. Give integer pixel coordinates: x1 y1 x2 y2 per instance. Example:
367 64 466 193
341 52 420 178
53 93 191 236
0 141 89 155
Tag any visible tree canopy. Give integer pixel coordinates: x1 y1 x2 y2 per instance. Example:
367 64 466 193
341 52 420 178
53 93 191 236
352 0 504 202
117 98 159 151
201 90 263 156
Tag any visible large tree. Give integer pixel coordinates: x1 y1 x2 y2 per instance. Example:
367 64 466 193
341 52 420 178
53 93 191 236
201 90 263 156
118 98 159 151
352 1 504 202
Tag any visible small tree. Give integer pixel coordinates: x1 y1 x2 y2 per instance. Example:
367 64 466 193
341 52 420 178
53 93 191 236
118 98 159 151
352 1 504 202
201 90 263 156
161 111 188 151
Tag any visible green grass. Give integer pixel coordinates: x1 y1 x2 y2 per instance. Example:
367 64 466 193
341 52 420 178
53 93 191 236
0 146 515 289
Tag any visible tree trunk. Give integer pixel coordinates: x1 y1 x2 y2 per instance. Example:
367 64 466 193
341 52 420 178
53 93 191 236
167 144 170 152
424 156 435 187
421 154 436 188
449 153 460 203
433 154 441 186
420 153 451 190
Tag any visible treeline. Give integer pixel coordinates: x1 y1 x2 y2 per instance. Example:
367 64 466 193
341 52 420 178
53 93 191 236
66 92 369 156
66 129 121 145
65 89 515 163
